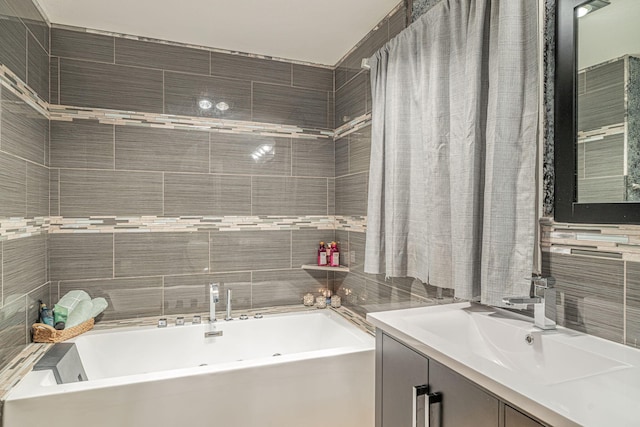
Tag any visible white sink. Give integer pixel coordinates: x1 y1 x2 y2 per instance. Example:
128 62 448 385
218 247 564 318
402 304 628 385
368 302 640 427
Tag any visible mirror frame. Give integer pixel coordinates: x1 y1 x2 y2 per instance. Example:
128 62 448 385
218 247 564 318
554 0 640 224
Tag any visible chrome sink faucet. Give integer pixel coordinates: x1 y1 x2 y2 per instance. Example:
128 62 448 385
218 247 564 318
502 276 556 330
209 283 220 323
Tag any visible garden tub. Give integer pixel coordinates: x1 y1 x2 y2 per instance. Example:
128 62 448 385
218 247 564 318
4 310 374 427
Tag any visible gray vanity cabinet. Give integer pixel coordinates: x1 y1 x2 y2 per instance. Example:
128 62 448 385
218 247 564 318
377 331 544 427
378 332 498 427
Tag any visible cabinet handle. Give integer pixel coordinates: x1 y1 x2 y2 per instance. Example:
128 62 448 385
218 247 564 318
413 385 443 427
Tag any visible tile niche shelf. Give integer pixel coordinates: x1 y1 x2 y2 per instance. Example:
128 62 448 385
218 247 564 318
301 264 350 272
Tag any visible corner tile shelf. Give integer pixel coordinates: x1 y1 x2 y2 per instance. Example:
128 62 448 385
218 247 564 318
301 264 350 272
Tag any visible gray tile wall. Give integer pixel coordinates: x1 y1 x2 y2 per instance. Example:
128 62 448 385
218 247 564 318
51 28 335 129
0 0 49 101
50 229 336 321
0 1 50 366
46 29 338 325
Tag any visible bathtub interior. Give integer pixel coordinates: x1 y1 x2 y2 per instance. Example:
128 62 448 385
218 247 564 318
73 310 372 380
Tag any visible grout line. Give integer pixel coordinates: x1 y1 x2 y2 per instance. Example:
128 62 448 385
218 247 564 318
162 172 165 216
162 70 165 114
161 275 165 316
112 125 116 170
112 233 115 279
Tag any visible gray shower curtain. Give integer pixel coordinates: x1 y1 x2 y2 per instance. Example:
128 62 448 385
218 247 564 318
364 0 538 305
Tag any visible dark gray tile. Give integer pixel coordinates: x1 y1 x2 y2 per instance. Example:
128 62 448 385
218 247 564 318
292 139 334 177
115 38 210 75
585 59 624 92
335 172 368 216
584 134 624 178
164 173 251 216
626 262 640 348
27 32 49 102
389 7 407 39
292 230 336 268
6 0 47 53
292 65 333 91
164 272 251 316
334 272 366 311
114 232 209 277
51 28 114 63
3 234 47 302
1 89 47 164
542 252 624 343
49 234 114 281
348 231 366 275
252 176 328 215
27 162 48 217
210 133 292 176
27 283 51 328
578 83 624 132
335 23 388 91
50 120 115 169
115 126 208 173
60 59 164 113
252 269 328 308
0 151 26 217
210 230 291 272
49 169 59 216
50 57 60 104
210 52 291 85
327 91 335 129
253 83 329 129
335 72 367 126
59 169 163 216
349 126 371 174
0 8 26 81
328 179 335 215
0 297 27 369
59 277 163 321
577 176 625 203
164 71 251 120
577 143 585 179
335 230 349 268
335 136 349 177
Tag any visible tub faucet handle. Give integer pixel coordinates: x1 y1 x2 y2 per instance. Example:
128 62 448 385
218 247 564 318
192 315 201 324
158 318 167 328
209 283 220 323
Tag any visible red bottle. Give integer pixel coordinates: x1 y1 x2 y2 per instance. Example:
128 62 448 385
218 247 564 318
318 242 328 266
330 242 340 267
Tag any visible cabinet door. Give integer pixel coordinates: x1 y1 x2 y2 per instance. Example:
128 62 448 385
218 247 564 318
428 359 500 427
504 405 545 427
379 333 429 427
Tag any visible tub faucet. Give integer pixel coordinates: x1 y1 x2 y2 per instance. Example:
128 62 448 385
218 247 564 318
209 283 220 323
225 289 233 321
502 276 556 330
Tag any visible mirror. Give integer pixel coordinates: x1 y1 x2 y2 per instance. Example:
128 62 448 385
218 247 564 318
555 0 640 223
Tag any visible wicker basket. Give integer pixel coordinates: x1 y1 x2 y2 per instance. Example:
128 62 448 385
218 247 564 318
32 318 95 343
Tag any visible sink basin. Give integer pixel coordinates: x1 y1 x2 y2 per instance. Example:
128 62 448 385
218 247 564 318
389 303 629 385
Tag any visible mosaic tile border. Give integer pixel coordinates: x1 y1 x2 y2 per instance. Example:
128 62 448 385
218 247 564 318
334 113 372 140
335 215 368 233
541 218 640 262
0 218 50 241
49 215 338 234
0 65 49 119
49 105 334 141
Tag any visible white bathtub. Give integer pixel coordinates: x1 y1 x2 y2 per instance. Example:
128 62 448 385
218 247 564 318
4 310 374 427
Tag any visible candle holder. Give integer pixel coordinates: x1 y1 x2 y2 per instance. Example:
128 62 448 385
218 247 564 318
315 296 327 309
330 294 342 308
303 293 315 306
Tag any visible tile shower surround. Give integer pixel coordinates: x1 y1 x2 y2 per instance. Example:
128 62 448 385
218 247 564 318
0 0 50 370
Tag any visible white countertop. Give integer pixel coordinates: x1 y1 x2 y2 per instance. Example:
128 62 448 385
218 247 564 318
367 302 640 427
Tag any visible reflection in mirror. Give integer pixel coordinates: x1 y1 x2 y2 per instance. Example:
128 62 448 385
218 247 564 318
576 0 640 203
